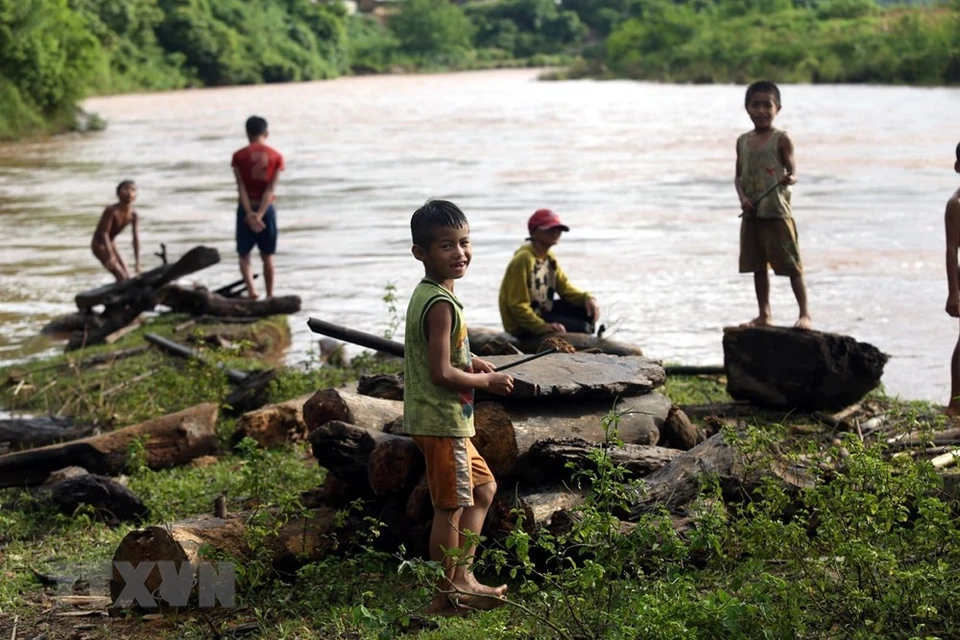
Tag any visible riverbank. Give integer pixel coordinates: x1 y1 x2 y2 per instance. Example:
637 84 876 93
3 0 957 140
2 312 960 638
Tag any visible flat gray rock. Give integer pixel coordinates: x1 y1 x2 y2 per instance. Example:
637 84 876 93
481 353 665 400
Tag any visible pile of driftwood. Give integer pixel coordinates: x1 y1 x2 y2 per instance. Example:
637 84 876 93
43 245 302 351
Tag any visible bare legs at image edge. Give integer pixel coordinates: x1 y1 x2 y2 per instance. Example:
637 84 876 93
239 252 273 299
949 324 960 418
743 269 812 330
428 481 508 615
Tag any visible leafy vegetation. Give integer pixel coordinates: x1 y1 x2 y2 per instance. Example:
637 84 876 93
2 0 958 139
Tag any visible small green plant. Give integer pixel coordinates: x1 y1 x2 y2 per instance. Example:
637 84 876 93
382 281 402 341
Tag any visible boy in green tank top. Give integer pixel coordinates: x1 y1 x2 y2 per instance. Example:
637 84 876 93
404 200 515 615
943 142 960 416
735 80 812 330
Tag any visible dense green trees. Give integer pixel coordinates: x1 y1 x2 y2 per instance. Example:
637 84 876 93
0 0 958 139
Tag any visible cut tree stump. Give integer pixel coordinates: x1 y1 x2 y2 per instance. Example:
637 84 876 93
527 438 682 479
367 434 424 496
0 416 94 451
309 421 396 486
0 403 219 488
303 389 403 433
473 392 671 479
722 326 888 411
478 353 664 400
44 474 149 524
486 483 587 538
161 284 301 317
232 394 313 448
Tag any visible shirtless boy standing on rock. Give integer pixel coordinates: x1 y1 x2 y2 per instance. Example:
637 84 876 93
91 180 140 282
943 142 960 416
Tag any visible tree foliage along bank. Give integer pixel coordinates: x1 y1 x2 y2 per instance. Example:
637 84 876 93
1 0 958 139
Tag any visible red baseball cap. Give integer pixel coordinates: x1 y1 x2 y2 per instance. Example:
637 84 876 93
527 209 570 234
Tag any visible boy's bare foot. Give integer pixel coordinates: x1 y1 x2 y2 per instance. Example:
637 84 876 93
425 595 468 617
945 404 960 419
460 574 508 598
247 291 260 300
740 315 772 328
794 315 812 330
455 592 508 611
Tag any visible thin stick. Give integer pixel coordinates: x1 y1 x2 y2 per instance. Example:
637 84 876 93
494 348 557 372
738 180 786 218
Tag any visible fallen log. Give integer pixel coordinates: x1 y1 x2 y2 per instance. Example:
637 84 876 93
486 483 587 538
303 388 403 433
357 373 404 401
405 474 432 521
514 332 644 357
626 432 815 519
473 392 671 480
479 353 665 400
367 434 424 496
0 416 94 451
44 474 149 524
110 506 342 607
161 284 301 317
76 246 220 311
309 421 395 486
527 438 682 479
232 394 313 448
723 326 888 411
0 403 219 488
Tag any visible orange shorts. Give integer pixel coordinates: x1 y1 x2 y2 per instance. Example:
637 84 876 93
412 435 495 510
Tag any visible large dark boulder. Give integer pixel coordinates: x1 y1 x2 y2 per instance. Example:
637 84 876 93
722 326 888 412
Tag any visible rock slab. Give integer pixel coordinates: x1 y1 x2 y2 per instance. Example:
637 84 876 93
480 353 665 400
723 326 888 411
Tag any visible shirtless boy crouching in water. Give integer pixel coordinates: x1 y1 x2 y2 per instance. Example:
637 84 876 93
943 142 960 416
91 180 140 282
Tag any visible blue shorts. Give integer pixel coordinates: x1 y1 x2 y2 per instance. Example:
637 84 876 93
236 204 277 256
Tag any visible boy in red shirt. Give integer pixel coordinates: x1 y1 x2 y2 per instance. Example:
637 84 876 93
231 116 285 298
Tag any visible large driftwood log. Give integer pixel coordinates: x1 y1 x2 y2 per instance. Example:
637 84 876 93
479 353 665 400
303 388 403 433
161 284 301 317
309 420 395 486
367 435 424 496
76 246 220 310
0 416 94 451
0 404 219 488
467 327 644 357
486 484 587 538
723 326 888 411
110 506 342 606
626 432 815 519
232 394 313 448
357 374 404 401
528 438 682 479
473 392 671 479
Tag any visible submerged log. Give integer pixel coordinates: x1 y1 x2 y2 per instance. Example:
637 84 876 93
0 403 219 488
528 438 682 479
232 394 313 448
473 392 671 479
486 484 587 538
0 416 94 451
303 388 403 433
723 326 888 411
161 284 301 317
367 435 424 496
479 353 665 400
44 474 149 524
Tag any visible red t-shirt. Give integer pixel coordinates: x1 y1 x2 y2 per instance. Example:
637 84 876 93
231 143 285 203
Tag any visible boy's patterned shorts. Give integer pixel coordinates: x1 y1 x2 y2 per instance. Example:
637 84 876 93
412 435 494 509
739 216 803 276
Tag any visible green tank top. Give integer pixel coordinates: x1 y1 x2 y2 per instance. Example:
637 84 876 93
737 129 792 219
403 279 475 438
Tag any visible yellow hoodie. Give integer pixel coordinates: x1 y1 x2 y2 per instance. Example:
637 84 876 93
498 243 590 335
